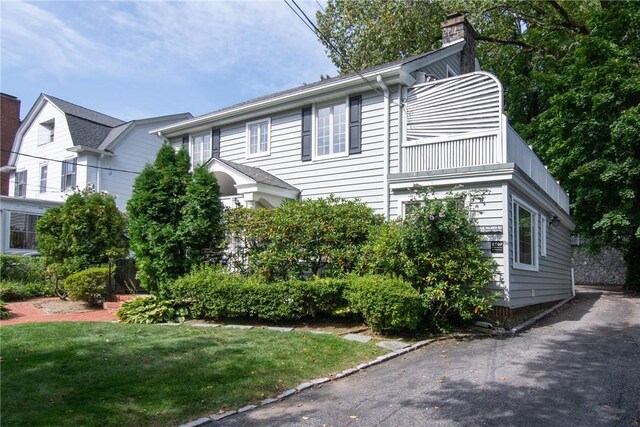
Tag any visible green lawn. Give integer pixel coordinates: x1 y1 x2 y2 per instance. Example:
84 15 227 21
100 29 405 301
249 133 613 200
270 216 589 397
1 322 385 426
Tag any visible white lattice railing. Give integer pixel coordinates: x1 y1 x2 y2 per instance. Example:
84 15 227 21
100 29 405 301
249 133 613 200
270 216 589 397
402 131 501 172
506 126 570 213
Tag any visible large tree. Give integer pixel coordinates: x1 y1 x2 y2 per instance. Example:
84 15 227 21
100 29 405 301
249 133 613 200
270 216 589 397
127 145 224 294
36 187 128 276
317 0 640 289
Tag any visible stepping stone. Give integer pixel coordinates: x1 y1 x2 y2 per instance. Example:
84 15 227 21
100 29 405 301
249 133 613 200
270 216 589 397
191 323 221 328
343 333 372 343
238 404 257 413
225 324 253 329
156 323 181 326
376 340 410 351
266 326 293 332
307 330 332 335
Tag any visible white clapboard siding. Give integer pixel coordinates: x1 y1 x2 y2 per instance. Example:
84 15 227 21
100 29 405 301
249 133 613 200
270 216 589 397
402 72 504 173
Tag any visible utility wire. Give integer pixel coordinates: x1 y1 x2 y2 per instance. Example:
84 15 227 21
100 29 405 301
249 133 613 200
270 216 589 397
283 0 386 98
1 148 141 175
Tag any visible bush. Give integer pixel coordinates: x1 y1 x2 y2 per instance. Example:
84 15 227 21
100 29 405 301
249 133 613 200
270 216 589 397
344 275 423 332
0 300 10 319
360 188 499 331
0 255 46 284
116 296 189 324
225 196 383 281
171 265 348 322
0 280 54 301
36 188 128 277
63 267 109 306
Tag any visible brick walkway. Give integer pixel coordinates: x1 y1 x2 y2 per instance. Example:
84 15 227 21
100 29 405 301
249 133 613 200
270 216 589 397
0 297 119 325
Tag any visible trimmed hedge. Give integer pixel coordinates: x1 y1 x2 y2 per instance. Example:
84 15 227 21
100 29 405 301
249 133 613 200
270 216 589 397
0 255 46 284
63 267 109 306
345 275 423 332
171 265 348 322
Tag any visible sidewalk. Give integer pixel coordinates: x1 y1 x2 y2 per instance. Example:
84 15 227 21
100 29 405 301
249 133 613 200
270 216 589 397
0 297 118 325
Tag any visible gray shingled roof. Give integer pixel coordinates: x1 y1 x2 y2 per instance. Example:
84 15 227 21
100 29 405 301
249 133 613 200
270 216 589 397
217 159 298 192
44 94 127 150
46 95 125 127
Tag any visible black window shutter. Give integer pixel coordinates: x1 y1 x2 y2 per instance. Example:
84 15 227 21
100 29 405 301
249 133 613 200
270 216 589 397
301 106 312 162
349 95 362 154
212 128 221 159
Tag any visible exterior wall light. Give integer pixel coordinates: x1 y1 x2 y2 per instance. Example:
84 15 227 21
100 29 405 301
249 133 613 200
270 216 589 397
549 214 561 227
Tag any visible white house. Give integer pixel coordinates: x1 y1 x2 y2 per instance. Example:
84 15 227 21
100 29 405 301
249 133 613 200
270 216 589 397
0 94 191 254
154 15 575 313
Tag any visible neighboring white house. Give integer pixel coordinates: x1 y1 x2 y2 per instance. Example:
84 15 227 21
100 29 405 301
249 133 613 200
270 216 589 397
0 93 191 254
154 15 575 312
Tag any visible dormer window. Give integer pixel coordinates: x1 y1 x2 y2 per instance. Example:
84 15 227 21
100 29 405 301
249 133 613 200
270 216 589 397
39 119 55 145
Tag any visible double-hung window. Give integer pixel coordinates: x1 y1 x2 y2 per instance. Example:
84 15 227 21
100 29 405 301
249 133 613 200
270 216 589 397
61 157 77 191
246 119 270 157
40 164 48 193
14 170 27 197
513 197 538 271
39 119 55 145
192 132 211 167
316 102 346 158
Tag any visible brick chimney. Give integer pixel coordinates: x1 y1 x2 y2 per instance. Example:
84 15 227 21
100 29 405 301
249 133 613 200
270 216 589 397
441 13 477 75
1 93 21 195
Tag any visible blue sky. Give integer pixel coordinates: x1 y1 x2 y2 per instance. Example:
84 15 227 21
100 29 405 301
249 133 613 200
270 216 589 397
1 0 336 121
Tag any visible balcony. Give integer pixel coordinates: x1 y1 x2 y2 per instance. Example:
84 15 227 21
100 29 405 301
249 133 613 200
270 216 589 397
401 72 569 214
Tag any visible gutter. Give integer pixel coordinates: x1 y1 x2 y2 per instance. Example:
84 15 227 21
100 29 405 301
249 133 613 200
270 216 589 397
377 75 391 220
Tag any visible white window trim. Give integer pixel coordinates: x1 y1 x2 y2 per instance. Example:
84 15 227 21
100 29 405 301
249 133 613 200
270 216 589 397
397 191 472 219
61 157 77 191
191 131 212 167
512 195 539 271
245 118 271 159
312 97 350 162
38 119 55 146
39 163 48 193
14 169 27 198
540 214 547 257
446 65 458 78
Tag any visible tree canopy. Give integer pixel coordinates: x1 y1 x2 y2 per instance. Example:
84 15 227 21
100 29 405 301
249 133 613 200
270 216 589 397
317 0 640 288
127 144 224 294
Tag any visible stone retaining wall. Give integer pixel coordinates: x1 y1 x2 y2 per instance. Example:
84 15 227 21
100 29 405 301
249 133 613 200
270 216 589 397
571 247 626 286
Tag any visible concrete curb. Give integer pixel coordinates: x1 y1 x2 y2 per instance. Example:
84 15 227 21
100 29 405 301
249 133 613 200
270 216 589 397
177 335 448 426
504 296 574 336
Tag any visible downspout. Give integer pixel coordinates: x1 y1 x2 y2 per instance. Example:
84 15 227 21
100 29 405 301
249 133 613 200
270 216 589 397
377 75 390 220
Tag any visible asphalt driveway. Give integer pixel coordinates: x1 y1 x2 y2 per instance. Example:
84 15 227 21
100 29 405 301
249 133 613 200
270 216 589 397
212 289 640 426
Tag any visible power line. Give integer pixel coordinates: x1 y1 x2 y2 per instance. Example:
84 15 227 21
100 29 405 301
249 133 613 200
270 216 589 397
283 0 386 98
1 148 141 175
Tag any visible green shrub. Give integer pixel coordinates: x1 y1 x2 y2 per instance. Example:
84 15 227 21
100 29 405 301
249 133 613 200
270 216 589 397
225 196 383 281
360 188 500 331
171 265 348 322
0 255 46 283
0 280 55 301
63 267 110 306
345 275 423 332
0 300 10 319
116 296 189 324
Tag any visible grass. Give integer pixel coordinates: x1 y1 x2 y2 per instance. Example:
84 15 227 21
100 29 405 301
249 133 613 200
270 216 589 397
1 322 385 427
